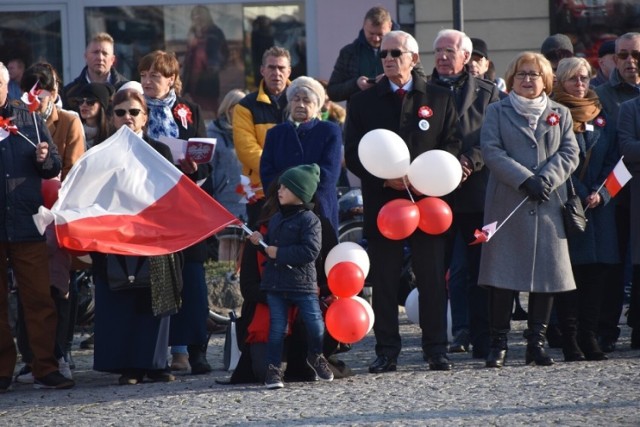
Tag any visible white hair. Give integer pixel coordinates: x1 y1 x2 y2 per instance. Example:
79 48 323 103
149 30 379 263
383 30 419 54
0 62 9 83
434 29 473 63
286 76 325 107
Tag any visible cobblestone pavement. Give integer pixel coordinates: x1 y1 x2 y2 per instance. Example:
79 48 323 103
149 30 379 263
1 314 639 426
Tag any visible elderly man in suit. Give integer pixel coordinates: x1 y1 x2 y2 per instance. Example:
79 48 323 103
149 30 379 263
344 30 461 373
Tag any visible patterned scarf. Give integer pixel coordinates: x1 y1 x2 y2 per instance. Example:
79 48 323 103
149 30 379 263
552 87 601 133
509 91 548 131
145 90 179 139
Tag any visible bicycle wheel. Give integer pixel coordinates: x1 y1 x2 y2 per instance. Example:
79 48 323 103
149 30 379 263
338 219 364 244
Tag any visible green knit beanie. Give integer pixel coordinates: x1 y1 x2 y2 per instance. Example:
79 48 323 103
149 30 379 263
279 163 321 204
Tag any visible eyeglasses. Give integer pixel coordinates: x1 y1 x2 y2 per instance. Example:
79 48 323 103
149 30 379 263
514 71 542 81
378 49 411 59
567 75 590 84
114 108 143 117
616 51 640 61
73 97 98 106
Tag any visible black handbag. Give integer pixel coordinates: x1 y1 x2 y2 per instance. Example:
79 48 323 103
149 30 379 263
107 255 151 291
561 178 587 235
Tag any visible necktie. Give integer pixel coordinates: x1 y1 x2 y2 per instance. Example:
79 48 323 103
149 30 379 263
396 88 406 99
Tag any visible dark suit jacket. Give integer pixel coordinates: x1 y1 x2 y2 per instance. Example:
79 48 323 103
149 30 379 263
430 72 500 213
344 71 462 238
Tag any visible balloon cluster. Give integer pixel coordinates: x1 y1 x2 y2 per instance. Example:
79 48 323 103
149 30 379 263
358 129 461 240
324 242 374 344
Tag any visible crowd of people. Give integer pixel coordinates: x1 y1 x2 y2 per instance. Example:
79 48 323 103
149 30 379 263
0 5 639 394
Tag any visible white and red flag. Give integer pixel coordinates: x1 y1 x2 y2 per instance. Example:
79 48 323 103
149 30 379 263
20 81 49 114
33 126 241 256
604 157 632 198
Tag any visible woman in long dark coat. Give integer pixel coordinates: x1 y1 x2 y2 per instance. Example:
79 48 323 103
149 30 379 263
92 89 176 385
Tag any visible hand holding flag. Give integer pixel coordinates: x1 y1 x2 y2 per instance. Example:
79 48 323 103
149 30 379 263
469 197 529 245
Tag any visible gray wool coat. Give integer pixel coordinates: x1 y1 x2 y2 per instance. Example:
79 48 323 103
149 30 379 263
478 96 580 293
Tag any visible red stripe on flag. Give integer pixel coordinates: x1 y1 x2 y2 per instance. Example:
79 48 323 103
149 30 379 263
604 175 623 198
55 175 241 255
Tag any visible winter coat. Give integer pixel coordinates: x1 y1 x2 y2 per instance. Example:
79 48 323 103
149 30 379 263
478 96 580 293
61 66 128 109
261 119 343 234
0 100 62 242
567 116 619 265
260 208 321 294
617 97 640 265
46 107 85 181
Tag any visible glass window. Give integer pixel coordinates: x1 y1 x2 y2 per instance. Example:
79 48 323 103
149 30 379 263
0 11 63 84
85 2 304 118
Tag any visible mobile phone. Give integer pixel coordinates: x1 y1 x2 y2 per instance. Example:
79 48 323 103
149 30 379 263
366 77 376 84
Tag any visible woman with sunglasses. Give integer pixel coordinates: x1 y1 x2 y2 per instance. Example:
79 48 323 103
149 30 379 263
479 52 579 368
137 50 213 375
73 83 113 149
91 88 177 385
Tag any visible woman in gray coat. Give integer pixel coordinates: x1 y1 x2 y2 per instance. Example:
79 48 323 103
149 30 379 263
479 52 579 368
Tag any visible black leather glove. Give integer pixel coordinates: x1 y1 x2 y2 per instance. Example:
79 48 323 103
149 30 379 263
520 176 551 202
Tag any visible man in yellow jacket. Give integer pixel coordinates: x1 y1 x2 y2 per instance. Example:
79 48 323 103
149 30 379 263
233 46 291 227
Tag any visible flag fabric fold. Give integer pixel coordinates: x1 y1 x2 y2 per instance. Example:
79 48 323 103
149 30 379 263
33 126 241 256
604 158 632 198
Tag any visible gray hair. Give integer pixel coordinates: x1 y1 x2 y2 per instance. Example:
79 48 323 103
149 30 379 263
434 29 473 63
382 30 419 54
0 62 9 83
555 57 593 84
286 76 325 110
616 32 640 52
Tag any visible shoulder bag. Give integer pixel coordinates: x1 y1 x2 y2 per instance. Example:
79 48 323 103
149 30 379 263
561 177 587 236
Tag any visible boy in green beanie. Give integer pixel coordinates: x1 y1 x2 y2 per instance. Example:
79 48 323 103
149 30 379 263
248 163 334 389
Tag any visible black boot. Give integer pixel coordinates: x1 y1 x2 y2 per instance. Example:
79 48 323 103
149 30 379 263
524 293 554 366
485 329 509 368
577 332 607 361
555 290 585 362
188 344 212 375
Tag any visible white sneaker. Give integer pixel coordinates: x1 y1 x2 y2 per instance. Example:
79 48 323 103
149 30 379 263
58 358 73 380
15 366 34 384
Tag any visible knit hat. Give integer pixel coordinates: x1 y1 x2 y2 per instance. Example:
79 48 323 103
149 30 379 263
286 76 326 107
598 40 616 58
79 82 114 111
279 163 320 204
117 80 144 95
541 34 574 57
470 38 489 58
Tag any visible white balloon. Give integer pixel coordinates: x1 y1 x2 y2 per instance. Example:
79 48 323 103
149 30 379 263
405 288 420 324
352 295 375 333
325 242 370 278
358 129 410 179
407 150 462 197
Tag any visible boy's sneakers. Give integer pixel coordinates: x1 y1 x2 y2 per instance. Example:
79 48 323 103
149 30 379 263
58 357 73 380
306 354 334 382
33 371 75 390
264 364 284 389
15 365 34 384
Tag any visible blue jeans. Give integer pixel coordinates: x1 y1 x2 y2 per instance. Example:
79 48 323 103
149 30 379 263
265 291 324 367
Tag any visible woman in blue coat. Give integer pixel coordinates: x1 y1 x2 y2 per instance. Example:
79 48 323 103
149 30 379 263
552 57 619 362
260 76 343 235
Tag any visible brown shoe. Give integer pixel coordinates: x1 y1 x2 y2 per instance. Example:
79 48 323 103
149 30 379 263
170 353 190 371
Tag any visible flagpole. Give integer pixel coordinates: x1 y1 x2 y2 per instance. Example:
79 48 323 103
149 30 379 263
584 155 624 214
239 222 293 270
32 112 41 145
16 131 38 148
493 196 529 235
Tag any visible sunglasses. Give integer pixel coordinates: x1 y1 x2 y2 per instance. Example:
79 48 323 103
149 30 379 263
73 97 98 106
114 108 143 117
616 51 640 60
378 49 411 59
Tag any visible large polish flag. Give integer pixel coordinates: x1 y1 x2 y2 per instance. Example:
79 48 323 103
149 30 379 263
33 126 241 256
604 157 632 198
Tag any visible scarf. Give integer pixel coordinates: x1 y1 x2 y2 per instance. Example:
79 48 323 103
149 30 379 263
509 91 548 131
83 124 98 148
552 87 601 133
145 90 179 140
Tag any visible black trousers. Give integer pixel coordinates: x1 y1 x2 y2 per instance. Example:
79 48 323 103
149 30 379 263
368 231 448 359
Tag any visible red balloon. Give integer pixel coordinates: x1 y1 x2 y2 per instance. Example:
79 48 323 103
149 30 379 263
325 297 370 344
41 178 61 209
328 261 365 298
416 197 453 235
377 199 419 240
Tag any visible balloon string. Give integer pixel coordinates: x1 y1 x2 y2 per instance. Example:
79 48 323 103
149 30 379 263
402 176 415 203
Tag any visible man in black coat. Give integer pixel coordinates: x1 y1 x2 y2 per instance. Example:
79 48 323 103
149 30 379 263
344 30 461 372
429 30 500 358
